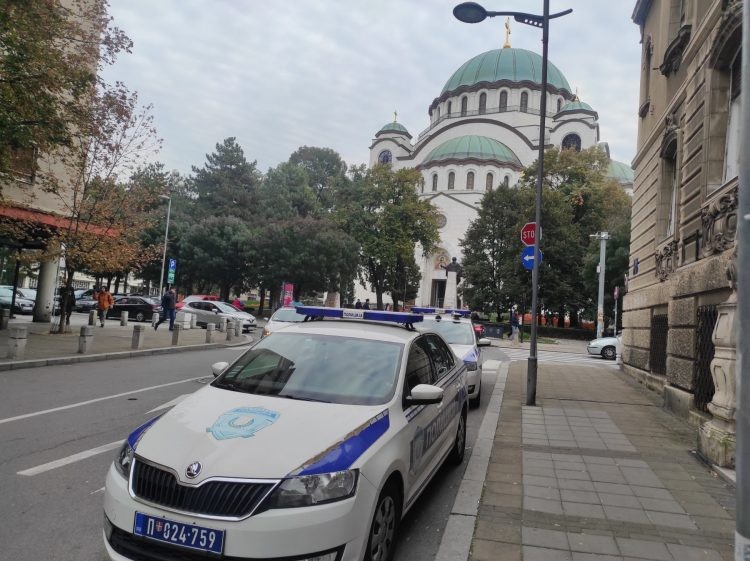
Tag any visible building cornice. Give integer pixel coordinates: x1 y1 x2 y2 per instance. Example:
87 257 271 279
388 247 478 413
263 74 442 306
632 0 653 26
369 137 413 153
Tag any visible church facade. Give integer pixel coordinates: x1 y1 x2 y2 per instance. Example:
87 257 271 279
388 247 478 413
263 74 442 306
367 39 633 308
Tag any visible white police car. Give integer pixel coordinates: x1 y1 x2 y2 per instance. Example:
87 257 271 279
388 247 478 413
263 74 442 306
103 307 468 561
412 308 490 409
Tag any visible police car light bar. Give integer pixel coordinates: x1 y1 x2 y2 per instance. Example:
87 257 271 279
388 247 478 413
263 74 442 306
411 307 471 318
296 306 424 325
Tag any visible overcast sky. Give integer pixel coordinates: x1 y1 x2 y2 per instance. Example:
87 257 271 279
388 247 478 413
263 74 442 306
104 0 642 175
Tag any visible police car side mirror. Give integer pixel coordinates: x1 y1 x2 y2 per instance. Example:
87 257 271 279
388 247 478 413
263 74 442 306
211 361 229 377
405 384 444 406
477 338 491 347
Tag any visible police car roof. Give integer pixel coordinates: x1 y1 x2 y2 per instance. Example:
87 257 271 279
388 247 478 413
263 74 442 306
276 318 421 345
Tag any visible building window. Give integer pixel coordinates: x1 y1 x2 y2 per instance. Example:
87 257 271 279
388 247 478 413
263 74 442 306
661 140 678 238
499 91 508 112
466 171 474 190
479 93 487 115
504 175 510 187
432 174 438 192
448 172 455 190
486 173 493 191
460 96 468 116
562 133 581 151
557 98 563 113
724 51 741 182
520 92 529 112
378 150 392 164
447 101 452 115
639 37 653 117
436 106 440 120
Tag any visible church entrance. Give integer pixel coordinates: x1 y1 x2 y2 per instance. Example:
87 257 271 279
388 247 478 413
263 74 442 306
430 279 446 308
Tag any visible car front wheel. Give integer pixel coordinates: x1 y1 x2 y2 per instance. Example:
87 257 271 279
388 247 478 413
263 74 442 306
602 346 616 360
366 482 400 561
449 411 467 465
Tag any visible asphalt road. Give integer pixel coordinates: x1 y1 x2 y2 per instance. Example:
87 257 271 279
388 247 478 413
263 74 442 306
0 343 507 561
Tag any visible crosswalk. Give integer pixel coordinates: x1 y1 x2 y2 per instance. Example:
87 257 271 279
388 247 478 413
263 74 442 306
497 347 620 368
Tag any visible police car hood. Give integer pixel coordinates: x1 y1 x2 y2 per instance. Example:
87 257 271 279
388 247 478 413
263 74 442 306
450 343 478 363
134 386 388 482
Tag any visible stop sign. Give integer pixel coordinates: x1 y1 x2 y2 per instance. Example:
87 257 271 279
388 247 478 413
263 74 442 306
521 222 536 246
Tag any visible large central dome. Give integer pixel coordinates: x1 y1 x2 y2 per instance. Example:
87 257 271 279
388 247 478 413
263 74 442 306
441 48 572 95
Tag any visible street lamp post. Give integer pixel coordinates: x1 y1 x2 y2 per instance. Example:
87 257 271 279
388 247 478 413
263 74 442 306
454 1 571 406
157 194 172 298
591 231 610 338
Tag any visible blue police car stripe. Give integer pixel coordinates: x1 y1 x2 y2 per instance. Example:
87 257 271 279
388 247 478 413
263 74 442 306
294 411 390 476
126 415 162 449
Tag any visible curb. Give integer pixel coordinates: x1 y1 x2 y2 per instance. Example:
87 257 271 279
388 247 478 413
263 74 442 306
0 336 252 372
435 360 509 561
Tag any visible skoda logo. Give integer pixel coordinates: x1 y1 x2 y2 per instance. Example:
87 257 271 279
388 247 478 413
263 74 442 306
185 461 202 479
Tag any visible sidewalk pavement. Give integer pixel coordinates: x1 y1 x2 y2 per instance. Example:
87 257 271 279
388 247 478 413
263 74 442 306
0 314 254 370
466 360 735 561
492 336 590 354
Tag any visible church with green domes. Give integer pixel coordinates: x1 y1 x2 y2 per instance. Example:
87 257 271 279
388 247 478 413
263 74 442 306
368 36 633 308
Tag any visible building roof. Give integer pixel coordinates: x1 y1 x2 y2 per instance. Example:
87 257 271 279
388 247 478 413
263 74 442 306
607 159 635 184
558 100 595 113
422 135 522 168
441 48 572 95
376 121 412 138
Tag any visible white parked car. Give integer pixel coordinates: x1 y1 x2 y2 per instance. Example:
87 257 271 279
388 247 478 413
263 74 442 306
103 307 468 561
586 334 621 360
413 308 489 408
183 300 256 332
261 306 305 337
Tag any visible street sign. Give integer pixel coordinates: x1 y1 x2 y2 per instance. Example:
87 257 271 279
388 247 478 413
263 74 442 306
168 258 177 272
521 222 537 246
167 271 175 283
521 246 543 270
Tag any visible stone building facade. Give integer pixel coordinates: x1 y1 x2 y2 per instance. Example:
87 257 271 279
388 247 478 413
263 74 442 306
623 0 742 467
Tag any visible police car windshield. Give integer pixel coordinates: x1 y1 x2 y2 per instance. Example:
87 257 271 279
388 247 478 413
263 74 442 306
212 333 403 405
271 308 304 322
418 319 475 345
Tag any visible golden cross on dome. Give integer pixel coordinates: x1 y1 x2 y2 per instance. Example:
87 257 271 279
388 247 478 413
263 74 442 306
503 17 512 48
393 110 398 122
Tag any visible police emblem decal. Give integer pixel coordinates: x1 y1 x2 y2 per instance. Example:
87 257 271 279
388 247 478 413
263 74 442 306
206 407 280 440
185 461 202 479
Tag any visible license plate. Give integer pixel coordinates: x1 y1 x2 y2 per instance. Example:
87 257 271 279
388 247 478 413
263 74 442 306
133 512 225 554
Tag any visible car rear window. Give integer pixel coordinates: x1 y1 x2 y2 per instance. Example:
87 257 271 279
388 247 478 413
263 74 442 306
213 333 403 405
271 308 304 322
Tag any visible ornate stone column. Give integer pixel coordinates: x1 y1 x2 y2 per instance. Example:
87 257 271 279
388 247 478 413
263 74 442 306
698 250 737 467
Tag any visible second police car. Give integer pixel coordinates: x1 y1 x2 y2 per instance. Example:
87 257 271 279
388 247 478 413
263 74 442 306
103 306 468 561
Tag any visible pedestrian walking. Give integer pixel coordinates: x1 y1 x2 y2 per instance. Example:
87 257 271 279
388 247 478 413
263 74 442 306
58 285 75 327
354 299 362 309
363 299 371 310
510 309 520 346
95 286 114 327
154 287 177 331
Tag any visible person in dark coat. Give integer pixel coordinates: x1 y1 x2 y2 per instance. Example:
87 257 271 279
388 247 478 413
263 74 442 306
154 287 177 331
362 299 371 310
354 299 362 309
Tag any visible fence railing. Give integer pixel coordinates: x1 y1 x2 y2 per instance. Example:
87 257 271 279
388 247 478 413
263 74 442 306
693 305 717 411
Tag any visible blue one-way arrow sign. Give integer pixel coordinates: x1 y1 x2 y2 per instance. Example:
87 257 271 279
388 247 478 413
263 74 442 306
521 246 543 270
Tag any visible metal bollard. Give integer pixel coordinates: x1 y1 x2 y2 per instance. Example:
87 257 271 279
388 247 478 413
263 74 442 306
78 325 94 354
219 318 227 333
234 321 241 337
171 324 183 345
132 324 145 349
120 311 129 327
206 323 216 343
8 325 27 359
226 322 234 341
88 310 97 326
0 308 9 330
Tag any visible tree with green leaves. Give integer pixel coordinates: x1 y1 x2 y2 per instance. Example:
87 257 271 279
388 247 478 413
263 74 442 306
288 146 348 210
336 165 440 309
256 161 319 220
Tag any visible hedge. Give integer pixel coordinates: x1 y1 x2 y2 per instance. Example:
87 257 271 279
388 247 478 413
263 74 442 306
477 322 596 341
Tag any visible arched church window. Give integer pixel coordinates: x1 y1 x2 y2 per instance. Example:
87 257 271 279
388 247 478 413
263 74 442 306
461 96 468 116
561 133 581 152
661 139 678 238
448 172 455 190
557 98 563 113
479 93 487 115
504 175 510 187
499 91 508 112
378 150 393 164
435 106 440 121
432 174 438 192
486 173 494 191
447 101 452 115
520 92 529 113
466 171 474 190
724 50 742 181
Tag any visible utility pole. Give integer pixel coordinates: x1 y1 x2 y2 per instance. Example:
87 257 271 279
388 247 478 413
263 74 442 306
591 232 610 338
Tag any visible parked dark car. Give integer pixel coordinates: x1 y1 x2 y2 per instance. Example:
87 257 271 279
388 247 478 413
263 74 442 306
106 296 162 322
75 297 98 312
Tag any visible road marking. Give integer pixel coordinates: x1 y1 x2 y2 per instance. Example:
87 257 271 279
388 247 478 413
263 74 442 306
0 377 204 426
18 440 121 476
147 394 191 414
90 487 105 495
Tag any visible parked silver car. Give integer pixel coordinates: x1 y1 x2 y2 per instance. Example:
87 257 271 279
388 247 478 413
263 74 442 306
183 300 256 332
586 334 621 360
0 287 34 314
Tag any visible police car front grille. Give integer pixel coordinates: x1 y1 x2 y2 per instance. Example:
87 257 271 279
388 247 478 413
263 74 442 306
132 460 275 518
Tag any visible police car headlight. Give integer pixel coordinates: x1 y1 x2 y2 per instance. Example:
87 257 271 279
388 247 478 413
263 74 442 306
264 469 358 508
464 361 478 371
114 441 135 478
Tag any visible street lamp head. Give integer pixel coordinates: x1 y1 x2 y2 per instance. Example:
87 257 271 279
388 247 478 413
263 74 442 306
453 2 487 23
159 194 170 201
